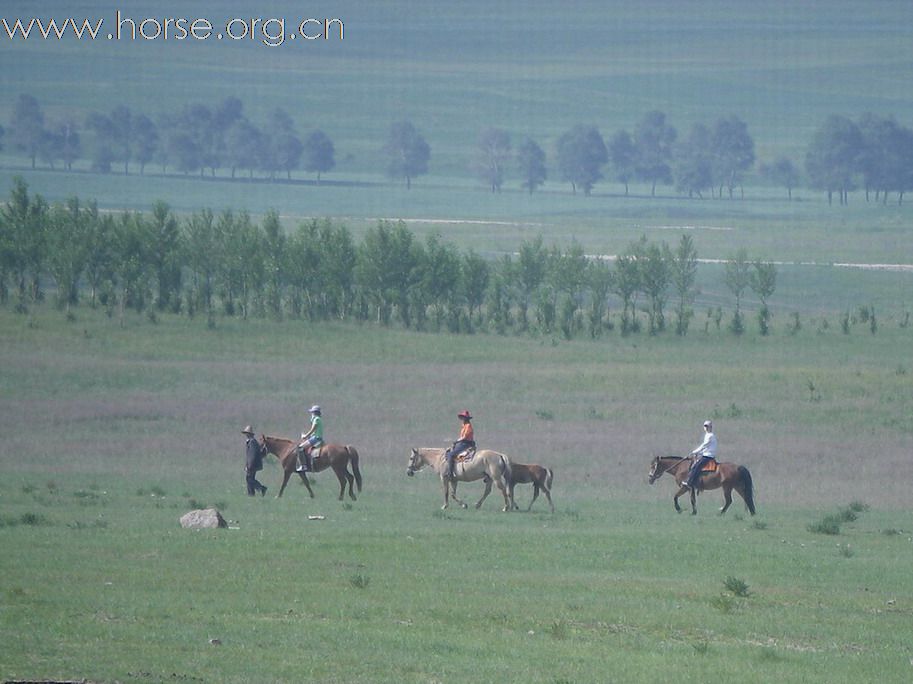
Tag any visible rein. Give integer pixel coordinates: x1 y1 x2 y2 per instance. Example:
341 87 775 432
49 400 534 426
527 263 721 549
652 456 690 481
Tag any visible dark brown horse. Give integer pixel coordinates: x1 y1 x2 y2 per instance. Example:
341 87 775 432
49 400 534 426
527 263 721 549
648 455 755 516
260 434 362 500
507 462 555 512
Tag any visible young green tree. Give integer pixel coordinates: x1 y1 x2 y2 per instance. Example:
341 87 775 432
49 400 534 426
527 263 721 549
750 260 777 335
46 197 93 312
671 234 699 335
724 248 751 335
634 111 676 197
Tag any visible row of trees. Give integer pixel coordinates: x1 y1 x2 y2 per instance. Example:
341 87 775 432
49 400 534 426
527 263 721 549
7 94 913 204
4 94 913 203
1 178 783 338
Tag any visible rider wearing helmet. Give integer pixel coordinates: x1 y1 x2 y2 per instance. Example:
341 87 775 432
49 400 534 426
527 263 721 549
683 420 717 489
444 410 476 479
296 405 325 472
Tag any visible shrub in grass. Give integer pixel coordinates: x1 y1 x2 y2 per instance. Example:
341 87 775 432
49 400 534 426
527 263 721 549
847 500 869 513
349 573 370 589
710 594 738 614
808 514 842 535
20 512 52 526
548 620 568 640
724 575 751 597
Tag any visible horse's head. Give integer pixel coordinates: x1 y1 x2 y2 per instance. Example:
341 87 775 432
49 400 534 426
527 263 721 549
647 456 663 484
406 448 423 477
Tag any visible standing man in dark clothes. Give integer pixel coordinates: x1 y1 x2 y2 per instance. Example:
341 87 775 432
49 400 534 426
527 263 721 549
242 425 268 496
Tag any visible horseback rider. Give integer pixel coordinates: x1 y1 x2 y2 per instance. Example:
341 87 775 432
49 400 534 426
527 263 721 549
296 405 325 473
683 420 717 489
444 409 476 479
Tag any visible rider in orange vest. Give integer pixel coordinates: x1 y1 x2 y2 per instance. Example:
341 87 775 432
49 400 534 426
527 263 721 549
445 410 476 478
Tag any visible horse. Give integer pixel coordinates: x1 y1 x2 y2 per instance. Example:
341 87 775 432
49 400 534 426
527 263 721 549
648 455 755 516
507 462 555 512
406 447 513 511
260 434 362 501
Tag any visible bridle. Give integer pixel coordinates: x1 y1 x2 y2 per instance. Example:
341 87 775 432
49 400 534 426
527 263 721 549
649 455 690 484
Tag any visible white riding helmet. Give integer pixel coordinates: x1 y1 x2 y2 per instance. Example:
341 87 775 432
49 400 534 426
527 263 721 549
703 420 712 429
309 405 321 415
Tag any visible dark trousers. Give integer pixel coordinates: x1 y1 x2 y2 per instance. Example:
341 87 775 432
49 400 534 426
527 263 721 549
246 469 266 495
446 440 475 475
685 456 711 488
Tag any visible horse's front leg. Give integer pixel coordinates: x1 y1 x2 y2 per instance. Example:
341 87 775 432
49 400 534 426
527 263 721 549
673 486 685 513
297 472 315 498
690 487 697 515
719 486 733 514
449 479 469 509
277 470 293 498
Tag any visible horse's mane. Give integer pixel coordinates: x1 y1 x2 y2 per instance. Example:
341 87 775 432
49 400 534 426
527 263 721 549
264 434 295 446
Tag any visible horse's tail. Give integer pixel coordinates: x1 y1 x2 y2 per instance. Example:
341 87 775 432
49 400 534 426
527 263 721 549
738 465 756 515
348 446 363 492
499 454 512 485
545 467 554 491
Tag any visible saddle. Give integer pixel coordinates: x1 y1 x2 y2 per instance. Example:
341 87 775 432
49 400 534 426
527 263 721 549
698 458 718 473
452 446 476 462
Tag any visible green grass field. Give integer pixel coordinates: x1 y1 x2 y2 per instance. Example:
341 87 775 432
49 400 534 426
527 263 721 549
2 3 913 681
1 306 912 682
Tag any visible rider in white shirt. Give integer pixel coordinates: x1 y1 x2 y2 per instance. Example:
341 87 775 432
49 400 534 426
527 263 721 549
683 420 717 489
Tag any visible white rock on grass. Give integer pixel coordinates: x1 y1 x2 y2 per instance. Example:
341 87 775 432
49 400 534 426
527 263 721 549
180 508 227 529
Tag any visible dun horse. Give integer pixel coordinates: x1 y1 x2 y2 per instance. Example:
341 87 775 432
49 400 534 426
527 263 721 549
260 434 362 500
406 447 513 511
648 455 755 515
507 462 555 512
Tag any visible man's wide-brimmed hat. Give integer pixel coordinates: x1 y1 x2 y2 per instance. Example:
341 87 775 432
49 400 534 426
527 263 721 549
458 410 472 420
242 425 255 435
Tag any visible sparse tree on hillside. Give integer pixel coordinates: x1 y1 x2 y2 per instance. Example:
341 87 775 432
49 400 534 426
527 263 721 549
144 201 182 311
46 197 93 311
474 127 511 193
384 121 430 189
759 157 799 200
674 123 714 199
805 115 863 205
711 115 755 198
634 111 676 197
303 130 336 183
608 129 636 195
516 138 546 195
264 108 303 180
556 124 608 195
9 94 45 169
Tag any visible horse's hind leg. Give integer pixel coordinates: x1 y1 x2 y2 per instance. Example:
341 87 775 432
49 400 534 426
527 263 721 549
719 486 733 514
475 479 493 509
526 483 540 512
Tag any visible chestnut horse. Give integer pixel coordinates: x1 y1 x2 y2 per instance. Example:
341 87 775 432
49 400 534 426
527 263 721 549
260 434 362 501
507 462 555 512
648 455 755 516
406 447 513 511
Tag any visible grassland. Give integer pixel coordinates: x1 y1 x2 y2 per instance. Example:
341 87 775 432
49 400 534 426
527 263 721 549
1 305 912 682
2 2 913 681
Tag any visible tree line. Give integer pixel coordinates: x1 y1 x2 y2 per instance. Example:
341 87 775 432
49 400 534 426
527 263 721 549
3 93 913 204
1 177 792 339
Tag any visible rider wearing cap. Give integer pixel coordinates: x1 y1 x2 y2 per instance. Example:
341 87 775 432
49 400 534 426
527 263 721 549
296 405 325 473
445 410 476 479
683 420 718 489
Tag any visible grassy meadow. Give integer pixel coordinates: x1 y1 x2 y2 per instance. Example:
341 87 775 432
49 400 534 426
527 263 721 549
3 1 913 681
1 305 913 682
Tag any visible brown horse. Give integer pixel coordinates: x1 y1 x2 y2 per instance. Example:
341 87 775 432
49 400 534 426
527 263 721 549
648 455 755 516
260 434 362 501
507 462 555 512
406 447 513 511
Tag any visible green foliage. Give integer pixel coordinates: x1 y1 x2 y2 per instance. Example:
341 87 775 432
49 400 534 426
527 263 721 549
724 575 752 597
